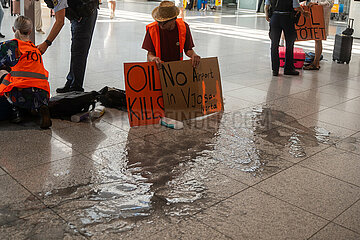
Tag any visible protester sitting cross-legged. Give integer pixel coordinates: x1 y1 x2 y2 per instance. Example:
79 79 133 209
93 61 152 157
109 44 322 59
0 16 51 129
142 1 200 69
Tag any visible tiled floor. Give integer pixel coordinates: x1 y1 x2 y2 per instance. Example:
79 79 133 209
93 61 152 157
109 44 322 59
1 1 360 239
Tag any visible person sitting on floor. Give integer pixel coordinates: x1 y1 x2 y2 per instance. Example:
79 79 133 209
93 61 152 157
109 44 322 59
0 16 51 129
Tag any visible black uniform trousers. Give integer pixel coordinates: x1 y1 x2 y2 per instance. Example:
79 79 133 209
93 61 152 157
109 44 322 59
269 13 297 72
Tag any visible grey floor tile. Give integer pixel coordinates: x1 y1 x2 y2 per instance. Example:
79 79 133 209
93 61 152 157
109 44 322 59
195 187 328 240
289 89 351 108
300 147 360 187
222 95 256 113
9 155 110 207
0 131 76 173
214 157 294 186
334 200 360 234
255 165 360 220
316 85 360 99
150 218 231 240
308 108 360 131
50 121 130 153
335 132 360 155
0 168 6 176
226 87 284 104
0 174 47 225
309 223 360 240
252 79 309 97
332 97 360 116
0 209 85 240
263 97 328 119
294 116 356 144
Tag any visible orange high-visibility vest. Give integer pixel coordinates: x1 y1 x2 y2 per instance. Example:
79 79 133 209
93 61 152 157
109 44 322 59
146 18 187 61
0 39 49 96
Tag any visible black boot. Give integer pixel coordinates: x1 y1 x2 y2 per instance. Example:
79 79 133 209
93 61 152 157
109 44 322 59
39 105 52 129
10 106 22 123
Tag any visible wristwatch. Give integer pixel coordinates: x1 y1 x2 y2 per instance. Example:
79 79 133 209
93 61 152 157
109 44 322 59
45 39 52 46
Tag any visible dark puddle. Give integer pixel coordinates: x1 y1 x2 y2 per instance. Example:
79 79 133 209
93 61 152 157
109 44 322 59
9 107 343 237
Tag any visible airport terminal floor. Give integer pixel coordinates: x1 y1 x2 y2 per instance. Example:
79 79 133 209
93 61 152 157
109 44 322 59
1 1 360 239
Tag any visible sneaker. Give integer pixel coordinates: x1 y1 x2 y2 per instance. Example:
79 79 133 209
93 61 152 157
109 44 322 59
36 29 45 34
273 71 279 76
0 33 5 38
284 69 300 75
39 105 52 129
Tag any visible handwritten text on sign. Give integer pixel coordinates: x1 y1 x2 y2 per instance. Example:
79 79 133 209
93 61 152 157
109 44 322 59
159 57 223 121
124 62 164 127
295 5 326 41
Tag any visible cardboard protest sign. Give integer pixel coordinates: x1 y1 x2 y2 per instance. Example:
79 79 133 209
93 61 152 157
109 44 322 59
295 5 326 41
159 57 223 121
124 62 164 127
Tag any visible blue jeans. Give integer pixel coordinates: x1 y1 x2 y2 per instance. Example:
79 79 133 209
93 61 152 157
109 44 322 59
65 10 97 91
269 13 297 72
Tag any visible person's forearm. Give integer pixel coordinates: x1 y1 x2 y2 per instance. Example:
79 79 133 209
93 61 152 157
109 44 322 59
185 49 196 58
264 5 270 15
46 9 65 42
147 52 157 62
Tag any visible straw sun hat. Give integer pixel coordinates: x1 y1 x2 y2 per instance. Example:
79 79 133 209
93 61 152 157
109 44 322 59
152 1 180 22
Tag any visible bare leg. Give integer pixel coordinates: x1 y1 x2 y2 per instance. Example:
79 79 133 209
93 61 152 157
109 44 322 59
313 40 322 68
109 1 116 18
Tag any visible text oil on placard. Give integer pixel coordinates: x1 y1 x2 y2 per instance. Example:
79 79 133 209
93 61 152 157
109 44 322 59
124 62 164 127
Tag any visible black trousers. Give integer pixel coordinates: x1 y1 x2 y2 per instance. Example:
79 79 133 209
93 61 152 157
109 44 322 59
269 13 297 72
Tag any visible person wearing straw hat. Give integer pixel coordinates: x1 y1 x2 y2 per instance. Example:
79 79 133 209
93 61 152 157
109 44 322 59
142 1 200 69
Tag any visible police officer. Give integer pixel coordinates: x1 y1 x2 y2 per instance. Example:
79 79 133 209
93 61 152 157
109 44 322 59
38 0 98 93
265 0 309 76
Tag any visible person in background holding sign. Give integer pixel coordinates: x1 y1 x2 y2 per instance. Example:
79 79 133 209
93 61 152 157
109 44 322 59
303 0 333 70
0 16 51 128
142 1 200 69
265 0 309 76
38 0 98 93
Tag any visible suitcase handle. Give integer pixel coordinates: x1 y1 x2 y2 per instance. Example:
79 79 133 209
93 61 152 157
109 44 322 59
348 18 354 30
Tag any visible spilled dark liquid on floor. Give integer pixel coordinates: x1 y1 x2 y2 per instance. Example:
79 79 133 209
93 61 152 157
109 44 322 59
7 107 345 238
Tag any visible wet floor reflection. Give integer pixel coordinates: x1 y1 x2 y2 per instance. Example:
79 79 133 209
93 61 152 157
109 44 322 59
1 107 345 238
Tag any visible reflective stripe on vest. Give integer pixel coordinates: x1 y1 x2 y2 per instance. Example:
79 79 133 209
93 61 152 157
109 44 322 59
1 79 10 86
10 71 48 80
146 19 187 61
0 39 50 96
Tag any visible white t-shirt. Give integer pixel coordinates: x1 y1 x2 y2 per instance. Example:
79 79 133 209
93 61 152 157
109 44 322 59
53 0 68 13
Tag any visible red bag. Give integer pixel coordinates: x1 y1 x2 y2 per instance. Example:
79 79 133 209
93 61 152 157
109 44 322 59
279 47 305 69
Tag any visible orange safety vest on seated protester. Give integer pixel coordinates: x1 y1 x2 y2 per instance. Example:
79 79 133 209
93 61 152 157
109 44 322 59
0 39 49 96
146 18 187 61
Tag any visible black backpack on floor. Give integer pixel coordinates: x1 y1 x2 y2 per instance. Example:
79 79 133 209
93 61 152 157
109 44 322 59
49 91 99 119
97 86 127 111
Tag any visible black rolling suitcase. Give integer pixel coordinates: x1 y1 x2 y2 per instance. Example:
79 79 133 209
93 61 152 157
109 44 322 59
332 19 354 64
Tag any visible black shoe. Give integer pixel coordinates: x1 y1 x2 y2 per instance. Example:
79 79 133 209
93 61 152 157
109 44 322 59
284 70 300 75
273 71 279 76
39 105 52 129
10 106 22 123
69 87 84 92
56 84 71 93
0 33 5 38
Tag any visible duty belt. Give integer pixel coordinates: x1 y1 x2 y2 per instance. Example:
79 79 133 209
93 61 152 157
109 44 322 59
273 11 292 15
10 71 48 80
